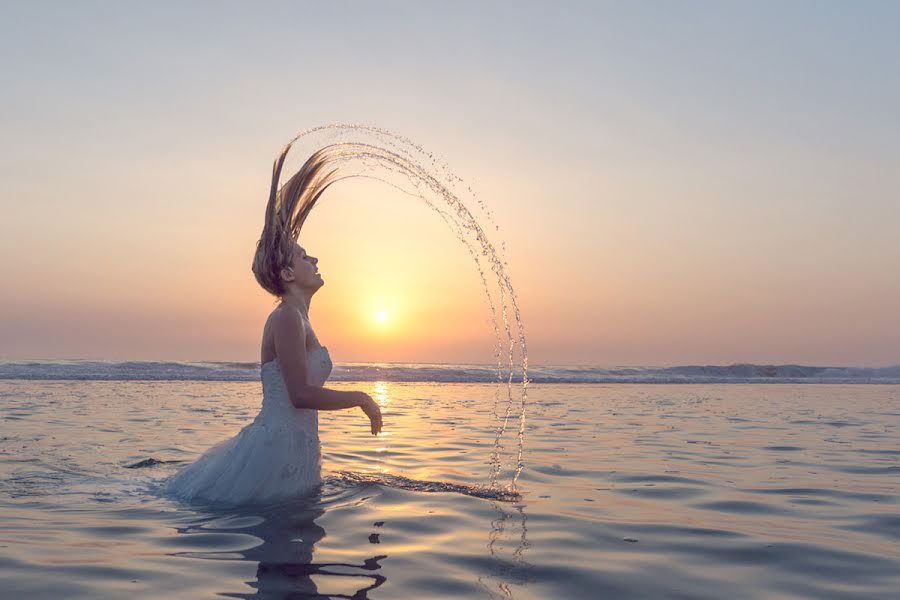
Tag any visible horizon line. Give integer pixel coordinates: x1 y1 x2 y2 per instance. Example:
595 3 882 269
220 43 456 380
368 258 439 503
2 357 898 370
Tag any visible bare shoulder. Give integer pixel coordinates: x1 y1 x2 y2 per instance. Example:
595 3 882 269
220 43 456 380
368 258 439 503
270 304 306 331
270 305 308 350
261 305 307 363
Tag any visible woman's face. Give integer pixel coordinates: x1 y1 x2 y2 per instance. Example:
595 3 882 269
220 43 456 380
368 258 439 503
286 244 323 290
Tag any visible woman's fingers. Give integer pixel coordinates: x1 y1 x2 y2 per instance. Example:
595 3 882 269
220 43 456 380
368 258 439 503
372 407 383 435
363 401 383 435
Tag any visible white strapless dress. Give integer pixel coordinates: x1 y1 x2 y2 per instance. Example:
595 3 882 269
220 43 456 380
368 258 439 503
164 347 333 505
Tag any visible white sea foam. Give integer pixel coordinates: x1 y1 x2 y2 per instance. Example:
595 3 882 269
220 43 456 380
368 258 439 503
1 360 898 384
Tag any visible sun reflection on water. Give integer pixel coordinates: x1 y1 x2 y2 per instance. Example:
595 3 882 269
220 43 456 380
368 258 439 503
372 381 390 407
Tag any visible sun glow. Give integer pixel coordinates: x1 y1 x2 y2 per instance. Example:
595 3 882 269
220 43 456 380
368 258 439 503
374 310 390 324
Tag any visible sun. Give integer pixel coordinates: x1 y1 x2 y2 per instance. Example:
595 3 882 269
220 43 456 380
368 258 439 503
374 310 390 324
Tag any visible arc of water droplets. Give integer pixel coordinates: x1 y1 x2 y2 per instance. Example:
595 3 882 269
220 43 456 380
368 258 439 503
278 124 529 491
308 143 517 485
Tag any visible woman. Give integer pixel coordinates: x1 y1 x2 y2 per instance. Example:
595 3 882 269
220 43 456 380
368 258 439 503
164 148 383 506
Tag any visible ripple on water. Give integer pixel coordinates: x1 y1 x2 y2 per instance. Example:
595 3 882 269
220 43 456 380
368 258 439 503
693 500 791 515
614 486 708 500
841 513 900 541
741 486 896 504
611 473 710 486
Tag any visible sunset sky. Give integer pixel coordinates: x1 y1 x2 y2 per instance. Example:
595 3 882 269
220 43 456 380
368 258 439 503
2 2 899 366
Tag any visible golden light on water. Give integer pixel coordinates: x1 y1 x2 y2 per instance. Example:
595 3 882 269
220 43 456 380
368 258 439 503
372 381 390 406
370 381 391 471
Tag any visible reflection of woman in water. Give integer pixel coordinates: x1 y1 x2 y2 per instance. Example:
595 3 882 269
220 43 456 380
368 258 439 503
174 499 387 599
164 148 382 506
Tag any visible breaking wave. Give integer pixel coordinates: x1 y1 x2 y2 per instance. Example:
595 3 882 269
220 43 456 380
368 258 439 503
1 360 898 384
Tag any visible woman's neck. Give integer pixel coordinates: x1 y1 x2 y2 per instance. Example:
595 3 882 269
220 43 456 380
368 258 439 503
280 289 314 316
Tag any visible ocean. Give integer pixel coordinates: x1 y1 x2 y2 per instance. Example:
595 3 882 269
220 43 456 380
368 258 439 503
1 362 898 598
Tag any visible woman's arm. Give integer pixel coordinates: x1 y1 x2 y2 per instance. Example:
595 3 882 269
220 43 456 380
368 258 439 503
272 306 382 434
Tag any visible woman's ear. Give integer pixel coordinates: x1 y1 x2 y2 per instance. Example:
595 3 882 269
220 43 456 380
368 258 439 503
280 266 295 283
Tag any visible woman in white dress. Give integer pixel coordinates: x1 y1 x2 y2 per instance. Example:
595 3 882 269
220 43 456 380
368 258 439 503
164 148 383 506
164 243 383 506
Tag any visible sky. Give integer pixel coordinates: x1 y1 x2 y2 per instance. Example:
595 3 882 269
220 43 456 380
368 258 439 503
1 1 899 366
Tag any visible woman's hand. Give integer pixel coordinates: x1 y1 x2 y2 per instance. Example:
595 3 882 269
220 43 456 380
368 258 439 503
358 393 383 435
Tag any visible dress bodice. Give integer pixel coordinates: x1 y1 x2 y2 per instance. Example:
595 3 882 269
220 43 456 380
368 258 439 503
259 346 333 422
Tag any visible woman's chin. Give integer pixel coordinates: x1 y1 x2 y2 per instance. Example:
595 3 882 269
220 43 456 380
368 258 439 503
301 278 324 293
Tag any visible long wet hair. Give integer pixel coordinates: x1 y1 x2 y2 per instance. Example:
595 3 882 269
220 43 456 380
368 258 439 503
251 146 339 296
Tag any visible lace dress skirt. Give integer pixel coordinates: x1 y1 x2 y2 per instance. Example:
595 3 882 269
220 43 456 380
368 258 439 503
164 350 331 506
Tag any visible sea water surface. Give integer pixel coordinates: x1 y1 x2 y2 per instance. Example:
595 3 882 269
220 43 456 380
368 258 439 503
0 363 898 598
